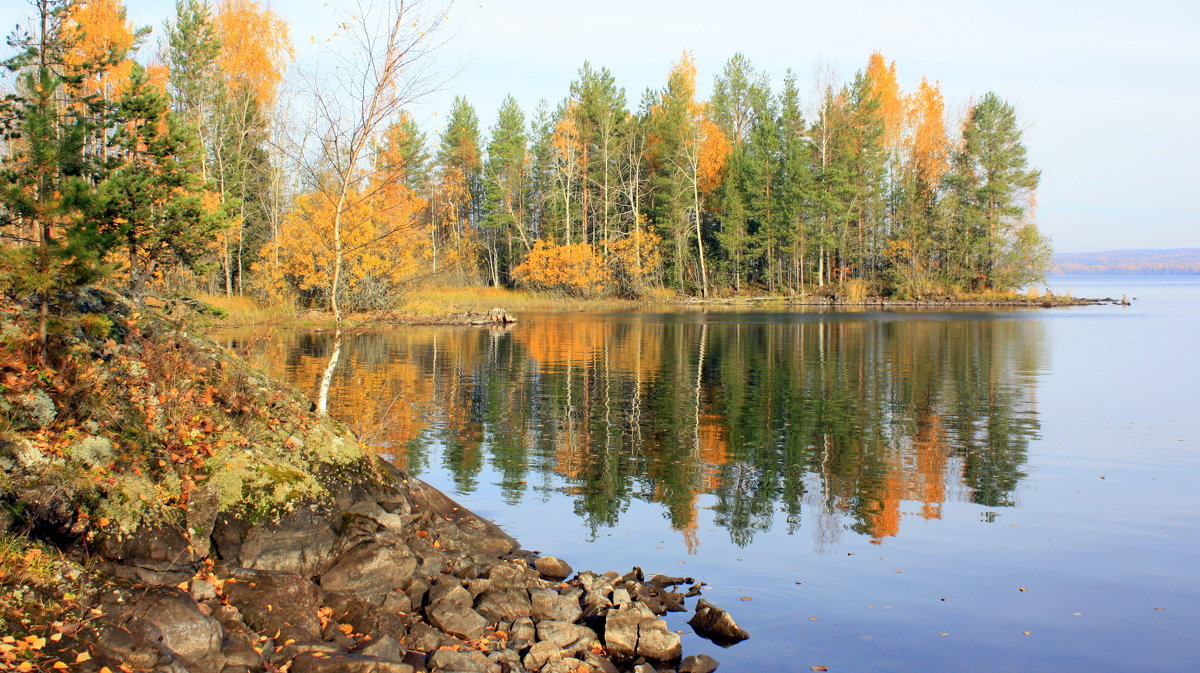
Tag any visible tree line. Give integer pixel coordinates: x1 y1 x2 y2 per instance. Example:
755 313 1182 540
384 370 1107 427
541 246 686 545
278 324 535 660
1 0 1052 321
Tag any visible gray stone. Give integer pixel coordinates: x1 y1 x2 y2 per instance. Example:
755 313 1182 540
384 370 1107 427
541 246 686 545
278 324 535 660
602 602 653 660
679 653 720 673
487 649 524 673
687 600 749 645
509 616 536 650
291 652 414 673
238 508 337 576
223 571 324 638
635 622 681 662
533 557 573 581
475 589 533 623
426 586 488 641
220 631 263 668
405 621 449 653
541 659 584 673
522 641 561 672
122 590 226 673
320 543 418 604
529 588 582 624
535 621 597 651
358 634 404 662
428 648 501 673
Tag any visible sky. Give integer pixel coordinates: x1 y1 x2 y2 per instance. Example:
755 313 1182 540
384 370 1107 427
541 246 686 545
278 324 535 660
2 0 1196 253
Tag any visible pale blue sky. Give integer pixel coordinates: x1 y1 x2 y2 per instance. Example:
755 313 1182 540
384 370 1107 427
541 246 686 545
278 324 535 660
2 0 1196 253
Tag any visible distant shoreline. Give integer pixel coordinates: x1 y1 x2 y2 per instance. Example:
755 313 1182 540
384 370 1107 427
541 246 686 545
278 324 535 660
1052 248 1200 275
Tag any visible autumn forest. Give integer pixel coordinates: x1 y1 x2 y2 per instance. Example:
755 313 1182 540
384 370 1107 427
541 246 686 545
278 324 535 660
1 0 1052 313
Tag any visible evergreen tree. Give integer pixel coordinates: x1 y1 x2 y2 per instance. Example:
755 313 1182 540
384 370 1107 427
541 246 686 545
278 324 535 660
482 95 529 285
0 0 114 344
943 92 1044 290
96 63 230 298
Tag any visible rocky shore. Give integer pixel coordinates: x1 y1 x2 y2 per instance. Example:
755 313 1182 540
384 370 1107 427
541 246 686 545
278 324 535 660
0 291 742 673
65 465 743 673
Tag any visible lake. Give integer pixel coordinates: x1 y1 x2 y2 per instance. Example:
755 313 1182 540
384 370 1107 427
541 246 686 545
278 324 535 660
210 275 1200 672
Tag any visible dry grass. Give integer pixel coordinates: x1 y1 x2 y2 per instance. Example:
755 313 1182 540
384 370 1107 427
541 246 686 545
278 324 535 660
195 293 296 325
402 286 644 314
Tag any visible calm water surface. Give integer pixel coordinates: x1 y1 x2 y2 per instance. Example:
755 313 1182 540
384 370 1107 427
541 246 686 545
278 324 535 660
211 276 1200 672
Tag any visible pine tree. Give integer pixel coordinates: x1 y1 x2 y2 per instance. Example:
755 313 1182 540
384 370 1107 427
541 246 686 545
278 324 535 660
0 0 115 345
482 95 529 285
943 92 1043 290
96 63 229 298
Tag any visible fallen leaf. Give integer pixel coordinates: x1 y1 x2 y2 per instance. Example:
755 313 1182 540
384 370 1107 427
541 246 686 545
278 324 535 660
53 662 70 670
1022 631 1032 635
1018 587 1027 592
76 651 92 663
811 667 828 672
939 633 949 637
740 597 752 601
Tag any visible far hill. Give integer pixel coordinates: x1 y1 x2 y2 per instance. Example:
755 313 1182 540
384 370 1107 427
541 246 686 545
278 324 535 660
1051 248 1200 275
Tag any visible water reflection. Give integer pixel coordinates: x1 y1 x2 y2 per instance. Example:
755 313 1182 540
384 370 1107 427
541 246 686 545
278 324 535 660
213 312 1046 550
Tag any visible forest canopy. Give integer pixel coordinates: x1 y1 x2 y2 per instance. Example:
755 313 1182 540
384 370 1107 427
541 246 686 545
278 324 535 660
0 0 1052 312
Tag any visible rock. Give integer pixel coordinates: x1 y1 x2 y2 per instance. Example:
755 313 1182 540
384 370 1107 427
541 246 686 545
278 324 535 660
582 652 621 673
687 600 749 645
94 524 198 565
487 648 524 673
635 620 681 662
428 648 501 673
486 308 516 324
534 556 573 580
535 621 597 652
679 653 720 673
237 508 337 576
475 589 533 623
426 586 488 641
523 641 562 672
116 589 226 673
630 665 657 673
90 622 161 670
223 571 324 639
186 481 221 557
358 634 405 662
320 543 418 604
602 602 649 660
529 588 583 623
542 658 585 673
405 621 450 653
603 602 680 662
220 631 263 668
405 477 518 558
508 616 536 650
291 652 414 673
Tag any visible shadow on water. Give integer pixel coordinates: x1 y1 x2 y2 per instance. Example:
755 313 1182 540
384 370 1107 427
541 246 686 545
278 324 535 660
212 311 1046 551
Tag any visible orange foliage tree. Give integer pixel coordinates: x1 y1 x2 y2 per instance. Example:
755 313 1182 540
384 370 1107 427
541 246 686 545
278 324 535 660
512 239 613 297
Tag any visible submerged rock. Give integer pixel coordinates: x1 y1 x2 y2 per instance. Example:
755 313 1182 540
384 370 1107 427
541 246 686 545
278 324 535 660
679 653 721 673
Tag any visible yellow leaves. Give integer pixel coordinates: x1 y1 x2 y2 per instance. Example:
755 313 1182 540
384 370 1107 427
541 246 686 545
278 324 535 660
866 52 904 150
215 0 292 106
512 240 612 297
75 651 92 663
907 76 949 190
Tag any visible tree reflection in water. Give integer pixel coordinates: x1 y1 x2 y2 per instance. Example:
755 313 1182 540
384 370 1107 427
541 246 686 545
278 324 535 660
213 312 1045 550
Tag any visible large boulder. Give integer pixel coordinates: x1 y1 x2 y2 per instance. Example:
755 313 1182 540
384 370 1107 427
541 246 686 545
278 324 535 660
320 542 418 604
223 570 324 639
237 508 338 576
425 585 488 641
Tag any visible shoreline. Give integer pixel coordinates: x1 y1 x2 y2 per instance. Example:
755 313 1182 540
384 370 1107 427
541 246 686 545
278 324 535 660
190 291 1127 330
